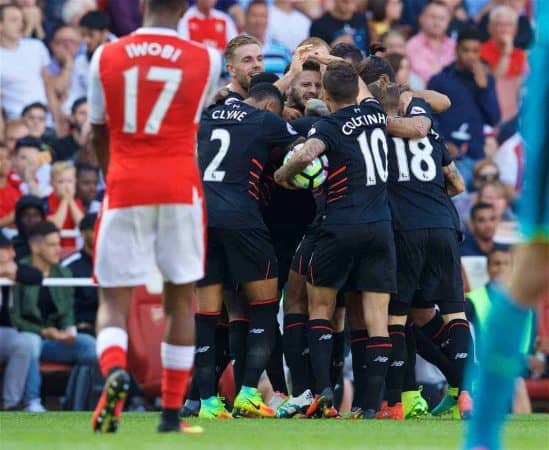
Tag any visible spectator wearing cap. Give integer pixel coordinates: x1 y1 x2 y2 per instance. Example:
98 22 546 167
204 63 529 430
52 98 89 162
405 1 456 84
10 137 53 198
0 232 43 410
61 213 97 336
244 0 291 78
427 27 500 188
0 143 21 229
267 0 311 52
480 5 527 121
0 4 51 120
76 163 101 214
11 221 96 413
11 195 46 262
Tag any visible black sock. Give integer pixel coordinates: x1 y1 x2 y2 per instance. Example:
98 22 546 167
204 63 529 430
161 408 179 426
266 326 288 394
363 336 392 411
243 299 279 387
350 329 368 410
413 325 459 387
403 324 417 392
307 319 333 394
186 375 200 402
331 331 345 409
283 314 310 396
214 322 231 385
420 310 447 346
386 325 406 406
229 318 248 393
444 319 472 391
194 313 220 399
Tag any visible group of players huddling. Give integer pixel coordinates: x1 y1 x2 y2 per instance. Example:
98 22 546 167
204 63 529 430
89 0 475 435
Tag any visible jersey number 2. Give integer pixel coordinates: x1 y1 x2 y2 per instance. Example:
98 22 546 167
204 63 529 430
123 66 182 134
203 128 230 182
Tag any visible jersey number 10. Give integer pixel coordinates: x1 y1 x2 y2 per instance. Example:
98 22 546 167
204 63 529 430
122 66 182 134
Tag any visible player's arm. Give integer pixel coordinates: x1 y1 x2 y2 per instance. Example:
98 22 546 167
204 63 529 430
274 44 314 96
87 45 109 175
387 115 431 139
443 161 465 197
402 89 451 113
274 137 326 189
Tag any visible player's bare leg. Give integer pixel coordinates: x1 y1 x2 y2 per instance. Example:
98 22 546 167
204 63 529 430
92 287 133 433
361 291 391 418
304 284 338 417
157 282 203 433
232 278 279 418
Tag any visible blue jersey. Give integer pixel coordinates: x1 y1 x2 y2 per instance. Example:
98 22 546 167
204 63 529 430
198 101 299 229
309 98 391 226
387 98 458 231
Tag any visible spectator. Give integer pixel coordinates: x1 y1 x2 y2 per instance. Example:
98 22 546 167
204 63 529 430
4 119 29 155
75 163 101 214
427 27 500 187
440 0 472 38
0 233 40 410
381 28 407 54
46 25 87 119
405 1 455 84
330 42 364 66
480 5 527 121
493 115 525 194
15 0 45 40
267 0 311 52
244 0 292 77
11 195 46 262
0 4 51 120
0 143 21 228
400 0 429 33
79 10 111 60
21 103 56 145
11 221 96 413
178 0 238 52
45 162 84 249
367 0 403 42
471 159 501 192
285 60 322 115
460 202 502 256
309 0 370 52
385 52 425 90
62 0 97 28
10 137 53 198
477 179 515 223
52 98 90 162
62 213 97 336
99 0 142 37
477 0 533 49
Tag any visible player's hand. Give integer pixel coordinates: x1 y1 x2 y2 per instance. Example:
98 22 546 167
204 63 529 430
472 61 488 88
274 169 298 190
289 44 315 74
282 106 302 121
42 327 61 340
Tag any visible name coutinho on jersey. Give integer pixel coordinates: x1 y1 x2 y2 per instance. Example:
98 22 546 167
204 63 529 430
125 41 182 62
341 113 387 135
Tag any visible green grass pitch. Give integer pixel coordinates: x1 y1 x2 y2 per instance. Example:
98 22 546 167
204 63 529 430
1 413 548 450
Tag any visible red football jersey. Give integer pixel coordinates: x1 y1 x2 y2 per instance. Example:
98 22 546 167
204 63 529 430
88 27 221 208
178 6 237 52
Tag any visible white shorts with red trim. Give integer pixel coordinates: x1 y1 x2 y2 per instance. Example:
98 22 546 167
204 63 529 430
94 190 205 287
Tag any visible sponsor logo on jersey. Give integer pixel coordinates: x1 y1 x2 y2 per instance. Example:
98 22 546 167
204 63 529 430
410 106 426 115
373 356 389 363
454 353 468 360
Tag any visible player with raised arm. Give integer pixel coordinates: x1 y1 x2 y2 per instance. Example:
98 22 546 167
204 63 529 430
275 61 396 419
87 0 221 434
196 82 301 418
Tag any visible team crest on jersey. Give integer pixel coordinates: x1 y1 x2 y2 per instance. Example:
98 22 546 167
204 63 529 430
410 106 427 115
308 127 316 137
287 123 298 135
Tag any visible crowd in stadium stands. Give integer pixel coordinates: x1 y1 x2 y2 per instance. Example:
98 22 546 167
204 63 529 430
0 0 547 414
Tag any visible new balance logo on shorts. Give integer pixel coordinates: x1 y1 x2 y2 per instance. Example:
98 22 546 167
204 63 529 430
319 334 332 341
454 352 468 360
196 346 211 353
390 360 405 367
373 356 389 363
249 328 265 334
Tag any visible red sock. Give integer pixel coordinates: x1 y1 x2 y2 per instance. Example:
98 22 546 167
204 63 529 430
96 327 128 378
161 342 195 410
99 346 127 378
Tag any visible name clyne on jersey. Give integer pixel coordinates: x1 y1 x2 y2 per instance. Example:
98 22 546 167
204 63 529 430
125 42 182 62
211 109 248 122
342 112 387 136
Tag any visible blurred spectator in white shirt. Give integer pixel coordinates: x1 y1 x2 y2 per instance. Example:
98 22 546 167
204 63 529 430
267 0 311 52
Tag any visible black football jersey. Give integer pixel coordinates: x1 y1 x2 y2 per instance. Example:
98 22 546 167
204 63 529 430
308 97 391 226
198 101 299 229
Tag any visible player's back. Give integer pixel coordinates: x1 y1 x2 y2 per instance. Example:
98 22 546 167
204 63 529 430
310 97 391 226
386 98 457 231
198 101 297 229
91 28 219 207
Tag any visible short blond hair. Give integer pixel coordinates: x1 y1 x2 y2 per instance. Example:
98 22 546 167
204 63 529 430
224 35 261 63
51 161 75 180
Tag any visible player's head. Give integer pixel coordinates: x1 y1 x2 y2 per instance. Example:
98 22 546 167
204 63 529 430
456 27 482 72
330 43 363 67
28 221 61 267
51 161 76 196
297 37 331 56
246 82 285 116
288 60 322 113
470 202 497 241
21 102 48 139
322 61 359 108
367 74 400 115
225 35 264 92
79 212 97 252
356 55 395 85
144 0 188 17
487 246 511 283
76 163 99 205
0 4 23 42
79 10 109 55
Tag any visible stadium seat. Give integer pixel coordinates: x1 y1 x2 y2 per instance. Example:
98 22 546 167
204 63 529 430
525 379 549 411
